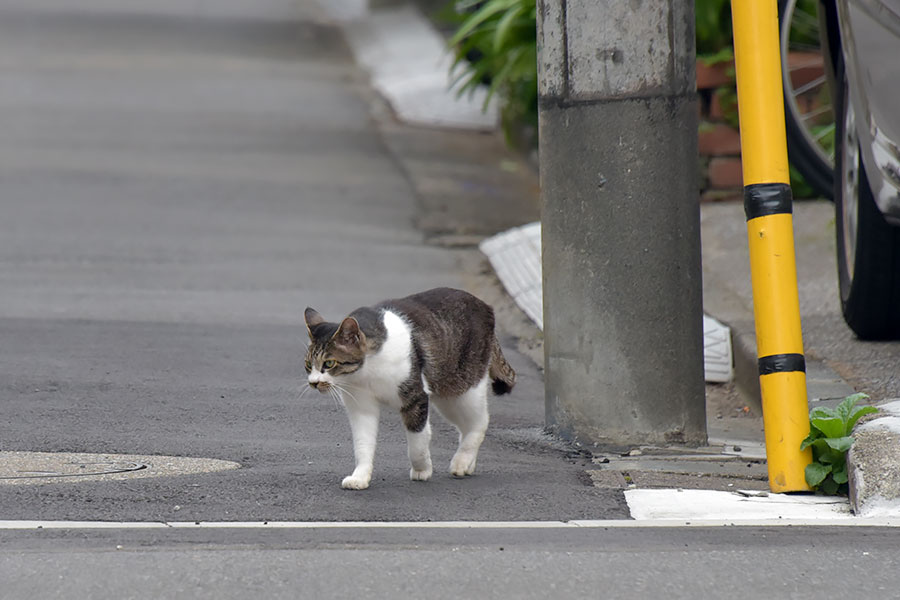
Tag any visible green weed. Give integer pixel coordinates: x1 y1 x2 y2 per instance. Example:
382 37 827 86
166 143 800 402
801 393 878 495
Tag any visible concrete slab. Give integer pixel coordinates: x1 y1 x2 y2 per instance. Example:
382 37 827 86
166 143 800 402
593 454 768 480
588 469 769 493
479 223 543 328
626 488 853 521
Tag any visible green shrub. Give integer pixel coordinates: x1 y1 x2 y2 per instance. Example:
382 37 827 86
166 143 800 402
446 0 538 145
801 393 878 495
695 0 732 56
445 0 736 148
444 0 825 197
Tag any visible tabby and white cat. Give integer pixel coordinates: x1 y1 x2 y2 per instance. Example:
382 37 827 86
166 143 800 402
304 288 515 490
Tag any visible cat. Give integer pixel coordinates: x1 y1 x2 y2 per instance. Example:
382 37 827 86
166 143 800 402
303 287 516 490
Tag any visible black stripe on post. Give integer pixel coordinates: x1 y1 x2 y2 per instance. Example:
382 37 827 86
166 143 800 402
744 183 793 220
758 353 806 375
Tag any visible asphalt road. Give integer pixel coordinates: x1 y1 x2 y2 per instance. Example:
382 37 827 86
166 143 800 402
3 526 900 599
0 0 624 522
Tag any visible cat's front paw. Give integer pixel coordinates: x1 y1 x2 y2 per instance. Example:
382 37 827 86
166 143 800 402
341 474 371 490
450 454 477 478
409 466 432 482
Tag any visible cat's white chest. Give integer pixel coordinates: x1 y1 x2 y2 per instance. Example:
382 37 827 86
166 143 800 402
350 310 412 408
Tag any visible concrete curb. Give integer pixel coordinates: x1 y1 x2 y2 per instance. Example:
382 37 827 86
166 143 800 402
849 400 900 516
324 2 498 130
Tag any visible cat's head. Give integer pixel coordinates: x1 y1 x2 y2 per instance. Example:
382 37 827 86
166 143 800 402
303 307 367 394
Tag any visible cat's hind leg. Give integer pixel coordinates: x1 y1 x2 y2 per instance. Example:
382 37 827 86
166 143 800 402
433 375 490 477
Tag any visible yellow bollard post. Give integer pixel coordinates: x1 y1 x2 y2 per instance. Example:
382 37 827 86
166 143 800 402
731 0 812 492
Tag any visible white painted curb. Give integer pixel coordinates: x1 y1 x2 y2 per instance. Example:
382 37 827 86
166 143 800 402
625 488 853 521
332 4 499 130
2 516 900 529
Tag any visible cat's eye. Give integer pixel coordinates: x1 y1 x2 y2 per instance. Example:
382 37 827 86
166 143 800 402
323 359 337 370
304 360 312 372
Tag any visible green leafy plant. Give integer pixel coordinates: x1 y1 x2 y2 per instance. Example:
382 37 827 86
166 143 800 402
442 0 824 199
444 0 740 149
801 393 878 495
789 164 816 198
446 0 538 145
695 0 732 56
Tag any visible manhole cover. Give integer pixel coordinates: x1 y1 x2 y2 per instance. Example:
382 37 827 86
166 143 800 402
1 460 148 480
0 452 240 485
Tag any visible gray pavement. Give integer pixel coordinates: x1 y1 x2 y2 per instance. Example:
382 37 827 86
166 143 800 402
700 174 900 515
0 0 624 522
4 526 900 599
701 199 900 405
4 0 900 597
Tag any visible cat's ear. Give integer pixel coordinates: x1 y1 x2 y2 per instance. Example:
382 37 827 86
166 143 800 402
304 307 325 339
332 316 365 351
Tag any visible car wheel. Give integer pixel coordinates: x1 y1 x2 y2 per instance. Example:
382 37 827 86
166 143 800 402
779 0 835 200
834 56 900 339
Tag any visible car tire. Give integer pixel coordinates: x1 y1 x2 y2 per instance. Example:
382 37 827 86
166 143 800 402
833 56 900 339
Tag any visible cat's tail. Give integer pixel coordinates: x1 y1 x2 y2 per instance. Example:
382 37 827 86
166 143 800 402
489 336 516 395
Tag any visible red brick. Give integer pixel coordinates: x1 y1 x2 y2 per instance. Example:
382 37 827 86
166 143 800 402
707 156 744 189
709 90 736 121
698 123 742 156
696 60 733 90
785 51 825 89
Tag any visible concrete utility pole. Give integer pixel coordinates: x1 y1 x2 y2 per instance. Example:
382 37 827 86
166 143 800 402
538 1 706 446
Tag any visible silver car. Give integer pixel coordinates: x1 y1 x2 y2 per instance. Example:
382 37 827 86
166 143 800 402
780 0 900 339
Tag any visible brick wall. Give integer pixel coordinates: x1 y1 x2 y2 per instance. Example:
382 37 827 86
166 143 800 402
697 60 743 203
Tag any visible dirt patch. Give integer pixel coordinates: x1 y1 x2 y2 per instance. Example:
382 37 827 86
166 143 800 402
587 469 769 492
706 379 759 419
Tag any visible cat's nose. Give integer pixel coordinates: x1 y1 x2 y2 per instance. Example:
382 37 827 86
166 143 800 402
309 380 329 393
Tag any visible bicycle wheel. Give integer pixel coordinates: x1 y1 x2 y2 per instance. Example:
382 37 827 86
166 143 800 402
779 0 835 199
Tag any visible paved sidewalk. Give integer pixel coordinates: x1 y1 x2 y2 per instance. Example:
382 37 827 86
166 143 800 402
700 199 900 406
343 0 900 511
0 0 624 522
4 0 897 524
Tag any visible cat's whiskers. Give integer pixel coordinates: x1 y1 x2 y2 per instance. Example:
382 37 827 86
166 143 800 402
331 381 359 407
327 385 344 410
295 380 343 410
294 383 315 402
